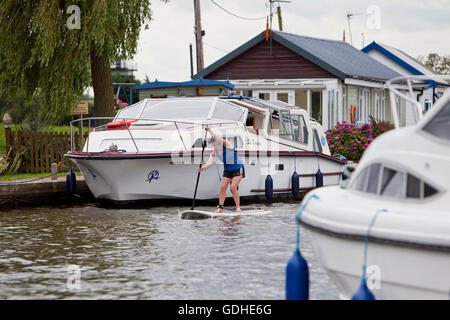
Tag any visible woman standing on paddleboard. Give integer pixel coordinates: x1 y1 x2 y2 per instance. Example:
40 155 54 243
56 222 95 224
198 126 245 213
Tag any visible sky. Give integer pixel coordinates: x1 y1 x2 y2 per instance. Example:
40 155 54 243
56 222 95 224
130 0 450 83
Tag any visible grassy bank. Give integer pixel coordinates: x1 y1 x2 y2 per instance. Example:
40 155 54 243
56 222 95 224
0 170 82 181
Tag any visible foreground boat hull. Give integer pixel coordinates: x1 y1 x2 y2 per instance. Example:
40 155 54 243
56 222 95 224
300 187 450 300
305 226 450 299
68 153 345 201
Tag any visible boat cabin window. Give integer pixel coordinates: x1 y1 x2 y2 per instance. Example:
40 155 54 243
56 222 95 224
422 100 450 141
366 163 381 194
353 166 369 192
312 129 323 153
292 115 309 144
269 110 299 141
380 167 405 198
279 111 294 140
192 136 243 149
351 162 439 199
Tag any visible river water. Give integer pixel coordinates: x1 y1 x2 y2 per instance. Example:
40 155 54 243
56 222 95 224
0 201 338 299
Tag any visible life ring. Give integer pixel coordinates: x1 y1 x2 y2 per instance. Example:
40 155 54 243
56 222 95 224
107 119 137 128
350 104 357 124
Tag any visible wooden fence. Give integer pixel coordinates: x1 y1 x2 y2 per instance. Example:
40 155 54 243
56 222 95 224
4 128 88 173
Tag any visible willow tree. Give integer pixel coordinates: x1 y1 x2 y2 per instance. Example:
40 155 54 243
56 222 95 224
0 1 165 122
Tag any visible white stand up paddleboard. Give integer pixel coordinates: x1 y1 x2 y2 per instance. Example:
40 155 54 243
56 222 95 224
180 209 271 219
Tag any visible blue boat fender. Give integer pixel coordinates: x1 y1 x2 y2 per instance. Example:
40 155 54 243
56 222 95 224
315 168 323 187
66 168 76 194
265 175 273 200
291 171 299 197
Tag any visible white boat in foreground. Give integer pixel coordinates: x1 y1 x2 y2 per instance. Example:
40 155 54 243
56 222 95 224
65 96 346 202
299 75 450 299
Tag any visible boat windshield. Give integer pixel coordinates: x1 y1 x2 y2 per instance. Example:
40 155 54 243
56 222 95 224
115 100 146 119
138 98 247 122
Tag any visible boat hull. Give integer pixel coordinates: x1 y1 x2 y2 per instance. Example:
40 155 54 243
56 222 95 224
68 153 344 202
300 187 450 300
304 225 450 299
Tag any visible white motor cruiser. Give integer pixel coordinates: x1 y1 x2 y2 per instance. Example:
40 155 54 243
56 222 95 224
299 76 450 299
65 96 346 202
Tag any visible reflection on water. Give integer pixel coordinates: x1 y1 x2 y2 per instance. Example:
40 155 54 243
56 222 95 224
0 202 338 299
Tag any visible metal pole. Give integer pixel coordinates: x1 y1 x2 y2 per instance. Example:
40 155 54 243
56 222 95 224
189 43 194 78
123 119 139 152
130 85 133 104
194 0 204 73
277 5 283 31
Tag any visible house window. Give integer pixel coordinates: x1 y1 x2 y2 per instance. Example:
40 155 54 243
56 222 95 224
342 86 347 122
396 96 401 120
258 92 270 100
375 90 386 121
357 88 370 123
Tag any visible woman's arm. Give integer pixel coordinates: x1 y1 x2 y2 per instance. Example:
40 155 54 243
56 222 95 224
205 126 233 149
198 150 215 172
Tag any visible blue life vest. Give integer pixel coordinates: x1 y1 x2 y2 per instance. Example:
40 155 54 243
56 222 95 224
216 146 244 172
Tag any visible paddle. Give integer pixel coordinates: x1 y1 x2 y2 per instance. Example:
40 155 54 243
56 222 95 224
191 128 208 210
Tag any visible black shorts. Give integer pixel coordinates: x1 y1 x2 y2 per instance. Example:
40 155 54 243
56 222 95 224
223 167 245 179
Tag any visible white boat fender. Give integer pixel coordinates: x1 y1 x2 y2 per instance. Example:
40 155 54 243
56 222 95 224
286 194 319 300
351 208 388 300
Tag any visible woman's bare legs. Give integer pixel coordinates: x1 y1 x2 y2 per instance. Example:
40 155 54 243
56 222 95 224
216 177 231 213
230 175 243 212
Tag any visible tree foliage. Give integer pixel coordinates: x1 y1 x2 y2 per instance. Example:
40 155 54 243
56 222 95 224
417 53 450 75
0 0 164 123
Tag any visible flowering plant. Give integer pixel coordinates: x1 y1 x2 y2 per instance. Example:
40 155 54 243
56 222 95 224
113 95 129 113
325 121 373 162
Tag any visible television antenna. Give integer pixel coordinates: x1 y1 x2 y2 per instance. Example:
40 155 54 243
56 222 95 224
346 11 362 46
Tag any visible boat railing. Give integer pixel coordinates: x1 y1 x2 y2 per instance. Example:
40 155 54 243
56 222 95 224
384 75 450 129
68 116 247 153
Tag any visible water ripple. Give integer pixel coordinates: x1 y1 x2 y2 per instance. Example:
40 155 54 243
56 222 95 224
0 202 338 299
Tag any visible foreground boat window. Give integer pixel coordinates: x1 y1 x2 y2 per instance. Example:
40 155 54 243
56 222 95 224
366 163 381 194
422 101 450 141
424 183 438 198
381 167 405 198
352 166 369 192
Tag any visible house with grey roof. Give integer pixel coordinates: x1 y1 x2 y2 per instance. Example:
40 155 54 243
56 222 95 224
362 41 447 126
193 30 404 129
